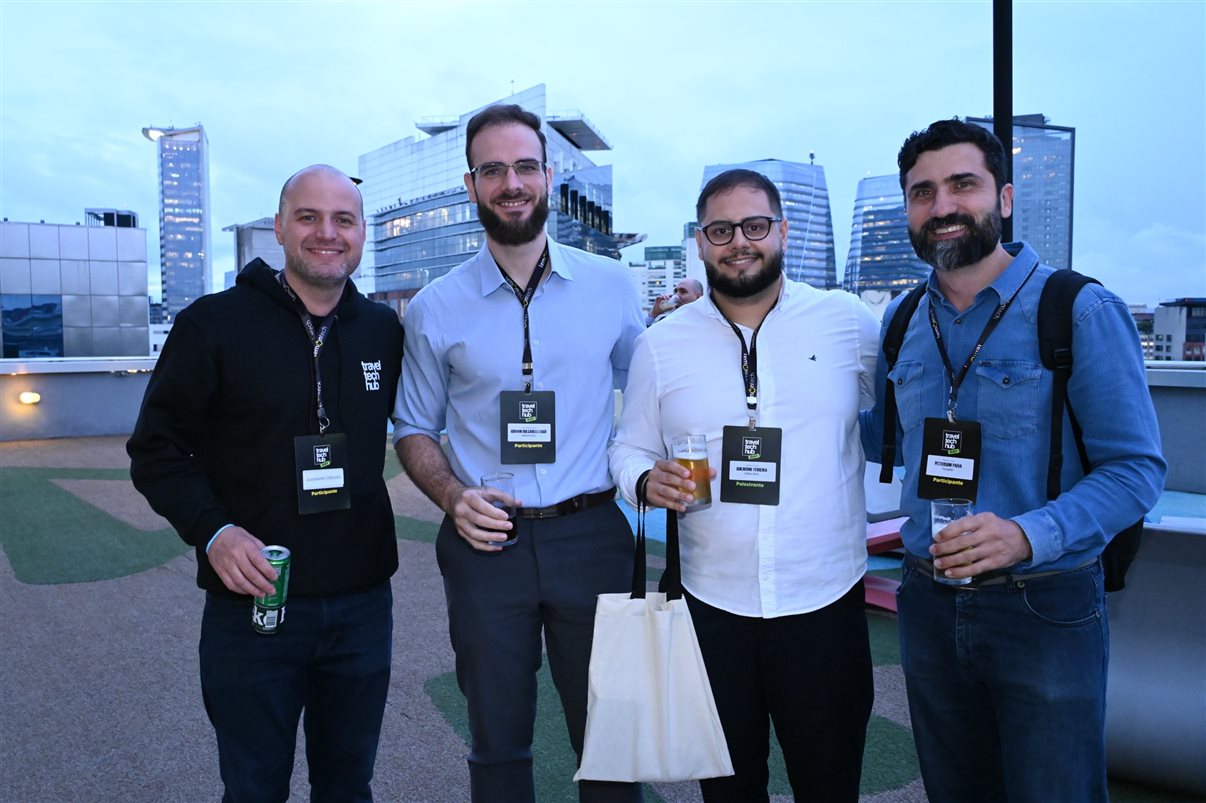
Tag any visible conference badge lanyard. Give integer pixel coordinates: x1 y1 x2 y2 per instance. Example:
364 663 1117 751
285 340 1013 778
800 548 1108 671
916 261 1037 502
498 244 556 464
719 305 782 506
278 272 350 514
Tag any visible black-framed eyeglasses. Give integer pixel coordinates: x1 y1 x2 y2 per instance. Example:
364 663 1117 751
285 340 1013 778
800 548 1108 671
469 159 546 182
700 216 783 246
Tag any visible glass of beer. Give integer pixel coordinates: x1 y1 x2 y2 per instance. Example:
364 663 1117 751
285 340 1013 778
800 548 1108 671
671 434 712 512
481 472 518 547
930 498 974 586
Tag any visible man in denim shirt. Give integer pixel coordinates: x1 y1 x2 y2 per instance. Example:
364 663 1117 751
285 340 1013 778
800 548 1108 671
861 119 1165 802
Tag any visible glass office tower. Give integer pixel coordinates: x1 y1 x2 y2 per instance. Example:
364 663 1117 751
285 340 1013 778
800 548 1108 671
142 124 210 322
969 114 1075 269
843 174 929 296
699 159 837 289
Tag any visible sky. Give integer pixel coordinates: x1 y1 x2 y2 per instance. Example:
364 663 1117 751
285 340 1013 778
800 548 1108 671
1 0 1203 309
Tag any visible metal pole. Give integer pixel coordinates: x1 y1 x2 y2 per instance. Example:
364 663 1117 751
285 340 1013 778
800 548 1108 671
994 0 1013 242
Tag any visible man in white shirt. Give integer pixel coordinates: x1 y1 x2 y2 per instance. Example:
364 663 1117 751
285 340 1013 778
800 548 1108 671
609 168 879 801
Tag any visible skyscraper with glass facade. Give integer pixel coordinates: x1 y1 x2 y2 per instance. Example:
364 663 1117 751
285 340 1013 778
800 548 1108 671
699 159 837 289
142 124 210 322
969 114 1075 269
843 174 929 296
359 85 642 314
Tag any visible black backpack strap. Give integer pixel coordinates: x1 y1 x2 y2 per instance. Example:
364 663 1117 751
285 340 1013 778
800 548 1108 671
879 283 927 484
1037 269 1100 499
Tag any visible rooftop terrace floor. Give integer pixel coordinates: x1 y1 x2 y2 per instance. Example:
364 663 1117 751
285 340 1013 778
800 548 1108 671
0 437 1196 802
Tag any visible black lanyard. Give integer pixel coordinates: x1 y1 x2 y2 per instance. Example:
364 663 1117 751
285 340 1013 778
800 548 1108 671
927 261 1038 421
498 244 549 393
278 273 336 435
717 293 779 429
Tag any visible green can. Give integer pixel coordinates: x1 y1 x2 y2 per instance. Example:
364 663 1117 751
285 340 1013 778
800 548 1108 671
252 545 291 635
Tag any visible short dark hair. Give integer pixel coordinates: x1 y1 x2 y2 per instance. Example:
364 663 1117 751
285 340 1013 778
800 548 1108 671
897 118 1008 194
464 104 547 169
695 169 783 222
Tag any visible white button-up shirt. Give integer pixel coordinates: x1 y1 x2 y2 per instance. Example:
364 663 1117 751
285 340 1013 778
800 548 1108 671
610 279 879 617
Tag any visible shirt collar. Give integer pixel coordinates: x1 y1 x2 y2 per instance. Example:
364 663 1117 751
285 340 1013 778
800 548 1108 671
925 241 1040 311
474 238 573 298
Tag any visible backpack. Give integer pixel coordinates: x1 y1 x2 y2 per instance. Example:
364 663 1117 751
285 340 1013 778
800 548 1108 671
878 269 1143 592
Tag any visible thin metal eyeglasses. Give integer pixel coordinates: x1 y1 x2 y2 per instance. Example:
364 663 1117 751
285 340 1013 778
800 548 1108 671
700 216 783 246
469 159 546 181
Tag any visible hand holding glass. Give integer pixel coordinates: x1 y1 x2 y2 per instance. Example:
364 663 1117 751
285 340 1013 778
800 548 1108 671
481 472 518 547
931 498 974 585
670 435 712 512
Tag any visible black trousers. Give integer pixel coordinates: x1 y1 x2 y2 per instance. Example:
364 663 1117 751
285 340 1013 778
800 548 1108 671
686 581 873 803
436 501 642 803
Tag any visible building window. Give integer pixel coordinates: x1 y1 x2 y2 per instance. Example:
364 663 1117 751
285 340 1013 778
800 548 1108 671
1 294 64 358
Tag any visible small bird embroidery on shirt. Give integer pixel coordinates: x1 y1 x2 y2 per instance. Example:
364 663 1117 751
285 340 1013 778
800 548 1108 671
809 355 817 361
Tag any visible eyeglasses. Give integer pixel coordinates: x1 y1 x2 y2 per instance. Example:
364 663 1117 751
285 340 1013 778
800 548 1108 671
469 160 546 182
700 216 783 246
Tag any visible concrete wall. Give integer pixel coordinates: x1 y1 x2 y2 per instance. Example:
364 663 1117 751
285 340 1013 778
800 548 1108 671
0 359 152 441
1147 363 1206 494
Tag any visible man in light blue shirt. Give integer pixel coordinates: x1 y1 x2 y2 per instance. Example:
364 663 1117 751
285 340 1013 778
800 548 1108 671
392 104 644 803
861 119 1165 802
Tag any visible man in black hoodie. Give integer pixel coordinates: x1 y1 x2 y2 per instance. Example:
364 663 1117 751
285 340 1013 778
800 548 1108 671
128 165 403 802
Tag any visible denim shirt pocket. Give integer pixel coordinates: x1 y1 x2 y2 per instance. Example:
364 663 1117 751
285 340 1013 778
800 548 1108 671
974 361 1043 439
887 360 925 434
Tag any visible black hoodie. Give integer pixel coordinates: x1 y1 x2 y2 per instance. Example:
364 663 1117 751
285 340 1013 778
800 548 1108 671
128 259 403 598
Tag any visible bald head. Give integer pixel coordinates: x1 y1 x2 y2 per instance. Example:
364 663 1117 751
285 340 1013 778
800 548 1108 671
278 165 363 219
674 278 704 304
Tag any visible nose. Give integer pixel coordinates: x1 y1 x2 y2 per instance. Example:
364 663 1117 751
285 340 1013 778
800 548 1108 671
501 166 524 191
316 217 338 240
931 187 959 219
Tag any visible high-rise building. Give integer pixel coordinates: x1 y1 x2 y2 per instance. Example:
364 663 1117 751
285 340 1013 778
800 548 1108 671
699 159 837 289
843 174 929 297
142 124 211 322
222 217 285 289
0 214 150 357
627 245 685 315
969 114 1075 269
359 84 642 314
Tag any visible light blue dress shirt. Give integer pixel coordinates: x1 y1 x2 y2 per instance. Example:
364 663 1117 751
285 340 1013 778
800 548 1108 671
393 238 645 507
860 242 1166 572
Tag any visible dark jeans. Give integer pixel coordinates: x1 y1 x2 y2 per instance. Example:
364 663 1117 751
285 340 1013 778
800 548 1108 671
686 581 873 803
436 502 642 803
897 556 1109 803
199 582 393 803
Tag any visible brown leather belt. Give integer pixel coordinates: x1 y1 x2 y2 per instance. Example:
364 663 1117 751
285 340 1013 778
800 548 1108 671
518 488 616 520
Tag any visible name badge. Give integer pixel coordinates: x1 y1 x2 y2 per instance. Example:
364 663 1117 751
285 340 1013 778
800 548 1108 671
499 390 556 464
917 417 982 501
720 425 782 506
294 433 351 514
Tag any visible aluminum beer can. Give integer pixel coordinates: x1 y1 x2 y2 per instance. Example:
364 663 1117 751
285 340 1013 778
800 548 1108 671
252 545 291 635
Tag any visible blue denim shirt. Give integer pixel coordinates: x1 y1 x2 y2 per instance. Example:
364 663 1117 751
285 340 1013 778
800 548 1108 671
860 242 1166 572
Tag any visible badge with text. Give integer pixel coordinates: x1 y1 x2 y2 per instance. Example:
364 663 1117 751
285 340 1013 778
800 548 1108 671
499 390 556 464
293 433 350 514
720 426 782 506
917 417 982 501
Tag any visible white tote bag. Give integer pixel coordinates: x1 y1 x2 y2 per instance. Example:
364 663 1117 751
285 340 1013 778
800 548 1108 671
574 502 733 783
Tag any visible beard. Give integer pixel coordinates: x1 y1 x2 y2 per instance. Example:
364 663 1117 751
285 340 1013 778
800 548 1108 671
476 187 550 246
909 204 1003 272
704 245 784 299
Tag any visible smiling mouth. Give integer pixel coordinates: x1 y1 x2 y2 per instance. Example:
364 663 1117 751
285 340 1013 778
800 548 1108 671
722 252 760 267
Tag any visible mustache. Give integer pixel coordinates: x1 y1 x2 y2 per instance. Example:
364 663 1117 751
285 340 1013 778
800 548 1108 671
924 213 976 234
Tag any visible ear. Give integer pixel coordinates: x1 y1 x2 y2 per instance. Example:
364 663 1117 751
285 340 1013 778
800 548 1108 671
464 172 478 203
695 227 705 260
999 183 1014 220
778 216 789 239
274 213 284 245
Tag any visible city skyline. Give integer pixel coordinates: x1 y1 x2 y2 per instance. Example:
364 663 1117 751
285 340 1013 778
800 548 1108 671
1 1 1202 309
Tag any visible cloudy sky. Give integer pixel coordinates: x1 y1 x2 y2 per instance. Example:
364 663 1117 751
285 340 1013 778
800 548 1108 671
1 0 1202 308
